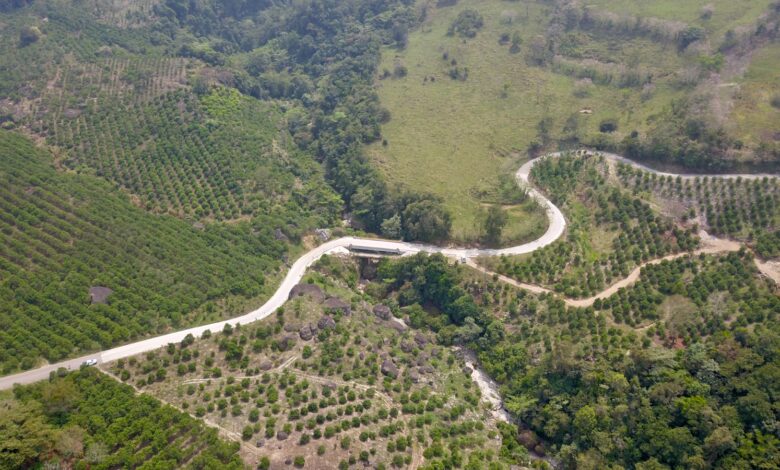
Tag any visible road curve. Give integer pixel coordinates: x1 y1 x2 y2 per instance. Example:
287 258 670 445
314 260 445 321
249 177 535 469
0 150 774 390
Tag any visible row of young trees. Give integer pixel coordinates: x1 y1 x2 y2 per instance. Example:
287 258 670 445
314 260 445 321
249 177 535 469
3 368 243 469
112 262 511 469
495 154 698 298
617 162 779 239
0 132 305 373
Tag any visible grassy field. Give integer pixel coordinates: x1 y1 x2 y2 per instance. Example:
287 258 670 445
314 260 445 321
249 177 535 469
368 0 686 239
730 43 780 147
588 0 774 37
369 0 780 237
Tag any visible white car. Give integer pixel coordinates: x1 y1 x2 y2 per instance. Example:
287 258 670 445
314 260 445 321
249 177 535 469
82 359 98 367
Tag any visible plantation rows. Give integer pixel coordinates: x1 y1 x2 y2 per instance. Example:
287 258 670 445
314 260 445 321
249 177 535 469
593 252 779 345
117 294 502 469
0 132 288 373
39 79 327 221
0 6 160 99
52 91 245 218
85 0 160 29
493 155 698 298
473 278 635 364
12 368 243 469
616 162 779 237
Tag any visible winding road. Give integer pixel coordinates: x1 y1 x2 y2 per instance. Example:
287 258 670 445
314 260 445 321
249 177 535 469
0 150 775 390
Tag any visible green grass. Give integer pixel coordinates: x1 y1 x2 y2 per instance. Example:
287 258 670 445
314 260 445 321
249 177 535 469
369 0 780 237
588 0 774 38
368 0 686 239
731 43 780 146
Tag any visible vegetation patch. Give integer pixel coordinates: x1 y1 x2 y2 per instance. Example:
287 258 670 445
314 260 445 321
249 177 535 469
107 256 514 469
482 154 699 298
2 368 243 469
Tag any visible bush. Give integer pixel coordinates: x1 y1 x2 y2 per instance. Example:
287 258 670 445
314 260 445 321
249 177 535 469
448 9 484 38
19 26 41 46
599 119 618 133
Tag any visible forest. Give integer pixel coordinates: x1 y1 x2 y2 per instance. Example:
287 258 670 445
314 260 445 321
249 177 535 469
374 251 779 469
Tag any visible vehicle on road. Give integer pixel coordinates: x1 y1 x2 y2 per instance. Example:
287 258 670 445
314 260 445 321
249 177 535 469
82 359 97 367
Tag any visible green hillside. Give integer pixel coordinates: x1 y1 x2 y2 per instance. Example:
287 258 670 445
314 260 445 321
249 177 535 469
370 0 780 232
3 368 243 469
0 131 307 373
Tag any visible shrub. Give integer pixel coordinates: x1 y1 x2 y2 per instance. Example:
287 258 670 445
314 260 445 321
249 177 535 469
599 119 618 133
448 9 484 38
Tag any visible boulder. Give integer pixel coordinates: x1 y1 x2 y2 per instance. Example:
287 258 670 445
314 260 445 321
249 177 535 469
414 333 429 347
317 315 336 330
289 283 325 302
409 370 421 384
373 304 391 320
400 341 415 354
89 286 113 305
299 323 316 341
260 361 273 371
381 360 399 379
273 228 288 241
324 296 351 315
278 335 297 351
276 431 288 441
387 320 407 333
462 366 473 376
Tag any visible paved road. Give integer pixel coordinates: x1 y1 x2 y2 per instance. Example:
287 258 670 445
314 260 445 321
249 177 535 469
0 150 774 390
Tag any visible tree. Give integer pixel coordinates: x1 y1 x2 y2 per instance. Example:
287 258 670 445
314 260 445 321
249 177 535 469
703 427 735 461
483 206 508 246
402 200 452 242
510 32 522 53
449 295 480 325
528 36 550 66
448 10 484 38
258 456 271 470
18 26 41 46
40 379 80 425
573 405 598 445
380 214 402 239
55 425 85 459
0 400 53 468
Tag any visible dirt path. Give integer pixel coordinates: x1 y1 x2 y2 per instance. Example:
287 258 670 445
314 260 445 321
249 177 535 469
755 259 780 285
98 367 264 465
470 231 743 309
2 150 775 391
